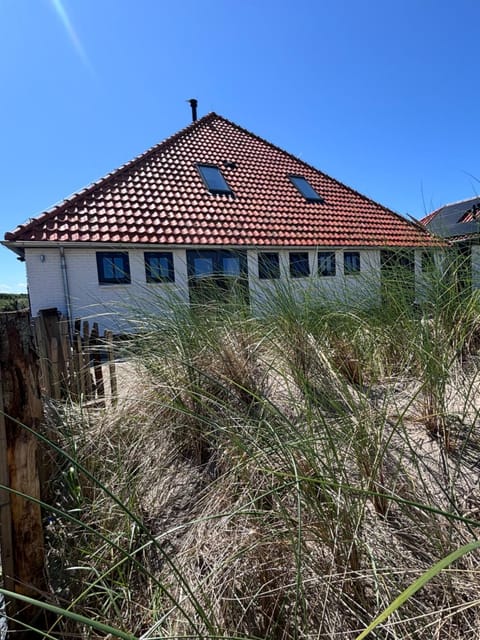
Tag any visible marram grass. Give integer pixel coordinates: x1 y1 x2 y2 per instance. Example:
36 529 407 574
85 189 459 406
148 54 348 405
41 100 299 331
5 256 480 638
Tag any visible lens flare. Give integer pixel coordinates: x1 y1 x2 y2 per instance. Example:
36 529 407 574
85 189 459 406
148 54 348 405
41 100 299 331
49 0 95 75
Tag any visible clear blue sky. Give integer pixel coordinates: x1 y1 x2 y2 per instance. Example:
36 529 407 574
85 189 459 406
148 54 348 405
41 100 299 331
1 0 480 292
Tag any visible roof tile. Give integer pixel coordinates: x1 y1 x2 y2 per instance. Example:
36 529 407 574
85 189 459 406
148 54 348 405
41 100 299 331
5 113 439 248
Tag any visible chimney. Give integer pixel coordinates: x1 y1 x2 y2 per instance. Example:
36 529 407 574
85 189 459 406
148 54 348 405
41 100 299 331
188 98 198 122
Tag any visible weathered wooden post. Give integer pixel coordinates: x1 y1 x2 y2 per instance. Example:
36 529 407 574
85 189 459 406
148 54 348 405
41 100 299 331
105 330 117 406
0 310 48 634
91 322 105 399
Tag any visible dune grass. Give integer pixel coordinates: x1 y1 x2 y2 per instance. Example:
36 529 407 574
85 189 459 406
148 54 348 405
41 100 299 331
4 257 480 638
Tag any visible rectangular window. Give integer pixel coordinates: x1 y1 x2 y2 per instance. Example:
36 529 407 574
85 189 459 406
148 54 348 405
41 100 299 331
258 252 280 279
289 175 323 202
344 251 360 275
197 164 233 195
144 252 175 283
222 255 241 276
193 255 215 277
318 251 336 276
96 252 130 284
289 252 310 278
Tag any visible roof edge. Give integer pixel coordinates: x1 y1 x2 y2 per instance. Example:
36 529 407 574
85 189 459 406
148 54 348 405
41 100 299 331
4 112 219 242
215 115 433 237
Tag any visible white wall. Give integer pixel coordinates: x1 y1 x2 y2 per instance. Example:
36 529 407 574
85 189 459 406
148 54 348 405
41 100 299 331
26 247 189 333
472 245 480 290
248 248 382 313
27 249 66 315
26 245 383 332
414 248 445 301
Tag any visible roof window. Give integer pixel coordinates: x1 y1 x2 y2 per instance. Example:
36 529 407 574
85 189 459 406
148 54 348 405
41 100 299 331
197 164 233 195
289 175 323 202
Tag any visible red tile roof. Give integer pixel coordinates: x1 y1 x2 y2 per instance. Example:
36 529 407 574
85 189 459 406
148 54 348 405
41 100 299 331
419 209 439 226
5 113 438 247
458 203 480 223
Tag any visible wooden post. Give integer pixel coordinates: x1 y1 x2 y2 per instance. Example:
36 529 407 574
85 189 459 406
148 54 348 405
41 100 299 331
33 315 51 397
105 330 117 406
50 337 61 400
0 310 48 634
75 332 85 398
0 386 15 594
91 323 104 398
82 321 93 399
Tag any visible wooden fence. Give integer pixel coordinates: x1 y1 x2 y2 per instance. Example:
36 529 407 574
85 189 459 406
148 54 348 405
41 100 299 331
0 310 50 635
34 308 117 405
0 308 121 635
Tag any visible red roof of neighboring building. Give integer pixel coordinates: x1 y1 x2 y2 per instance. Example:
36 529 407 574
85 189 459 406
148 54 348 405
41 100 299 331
419 209 439 226
5 113 438 248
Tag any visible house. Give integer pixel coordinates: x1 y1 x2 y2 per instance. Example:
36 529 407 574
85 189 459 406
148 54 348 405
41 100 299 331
421 196 480 289
3 111 440 332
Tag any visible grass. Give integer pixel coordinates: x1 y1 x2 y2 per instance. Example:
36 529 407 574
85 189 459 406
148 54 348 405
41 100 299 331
4 256 480 638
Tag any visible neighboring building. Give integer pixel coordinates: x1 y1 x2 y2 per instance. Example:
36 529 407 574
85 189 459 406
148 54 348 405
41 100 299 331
421 196 480 289
4 111 440 332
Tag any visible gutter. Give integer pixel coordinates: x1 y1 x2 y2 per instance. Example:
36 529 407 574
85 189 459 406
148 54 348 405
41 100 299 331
59 246 73 341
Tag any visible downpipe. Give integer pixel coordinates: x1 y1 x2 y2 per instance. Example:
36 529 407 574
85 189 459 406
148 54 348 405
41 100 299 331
59 246 73 341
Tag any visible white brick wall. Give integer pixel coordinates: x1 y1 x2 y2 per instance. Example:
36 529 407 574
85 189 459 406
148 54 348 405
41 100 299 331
248 248 382 312
26 245 383 332
26 247 189 333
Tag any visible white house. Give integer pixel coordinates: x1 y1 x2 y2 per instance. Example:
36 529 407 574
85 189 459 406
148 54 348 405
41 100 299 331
3 111 440 332
422 196 480 290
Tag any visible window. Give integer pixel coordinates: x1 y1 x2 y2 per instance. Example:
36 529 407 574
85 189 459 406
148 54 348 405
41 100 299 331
258 252 280 279
222 255 241 276
144 252 174 283
186 249 249 304
318 251 336 276
96 252 130 284
289 175 323 202
289 252 310 278
344 251 360 275
187 250 247 279
197 164 233 195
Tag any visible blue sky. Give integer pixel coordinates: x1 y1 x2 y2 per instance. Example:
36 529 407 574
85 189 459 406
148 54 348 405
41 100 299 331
1 0 480 292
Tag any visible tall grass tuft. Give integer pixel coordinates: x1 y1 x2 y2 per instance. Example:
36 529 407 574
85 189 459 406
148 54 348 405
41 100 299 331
7 253 480 638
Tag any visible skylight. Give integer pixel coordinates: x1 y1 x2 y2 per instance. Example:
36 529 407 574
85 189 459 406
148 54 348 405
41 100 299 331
197 164 233 195
289 175 323 202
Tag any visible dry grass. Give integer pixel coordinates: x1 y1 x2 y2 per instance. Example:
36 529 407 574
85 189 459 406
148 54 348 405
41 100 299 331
38 274 480 639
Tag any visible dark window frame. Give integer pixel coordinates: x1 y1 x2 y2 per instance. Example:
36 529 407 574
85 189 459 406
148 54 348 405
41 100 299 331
318 251 336 277
144 251 175 283
197 163 233 195
344 251 361 276
289 252 311 278
96 251 131 285
288 175 324 202
258 252 280 279
186 249 247 279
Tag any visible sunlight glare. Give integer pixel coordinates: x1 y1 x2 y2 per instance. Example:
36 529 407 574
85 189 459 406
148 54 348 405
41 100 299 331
49 0 95 75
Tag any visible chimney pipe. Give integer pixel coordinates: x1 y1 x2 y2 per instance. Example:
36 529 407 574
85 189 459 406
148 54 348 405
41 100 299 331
188 98 198 122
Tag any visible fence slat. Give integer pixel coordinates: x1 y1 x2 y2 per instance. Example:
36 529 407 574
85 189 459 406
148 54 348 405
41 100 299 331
34 315 52 397
105 330 117 406
91 322 104 398
82 320 93 399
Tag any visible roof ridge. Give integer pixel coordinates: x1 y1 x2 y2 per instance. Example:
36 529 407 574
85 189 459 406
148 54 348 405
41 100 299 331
5 112 218 241
421 194 480 226
216 114 417 227
4 112 439 248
